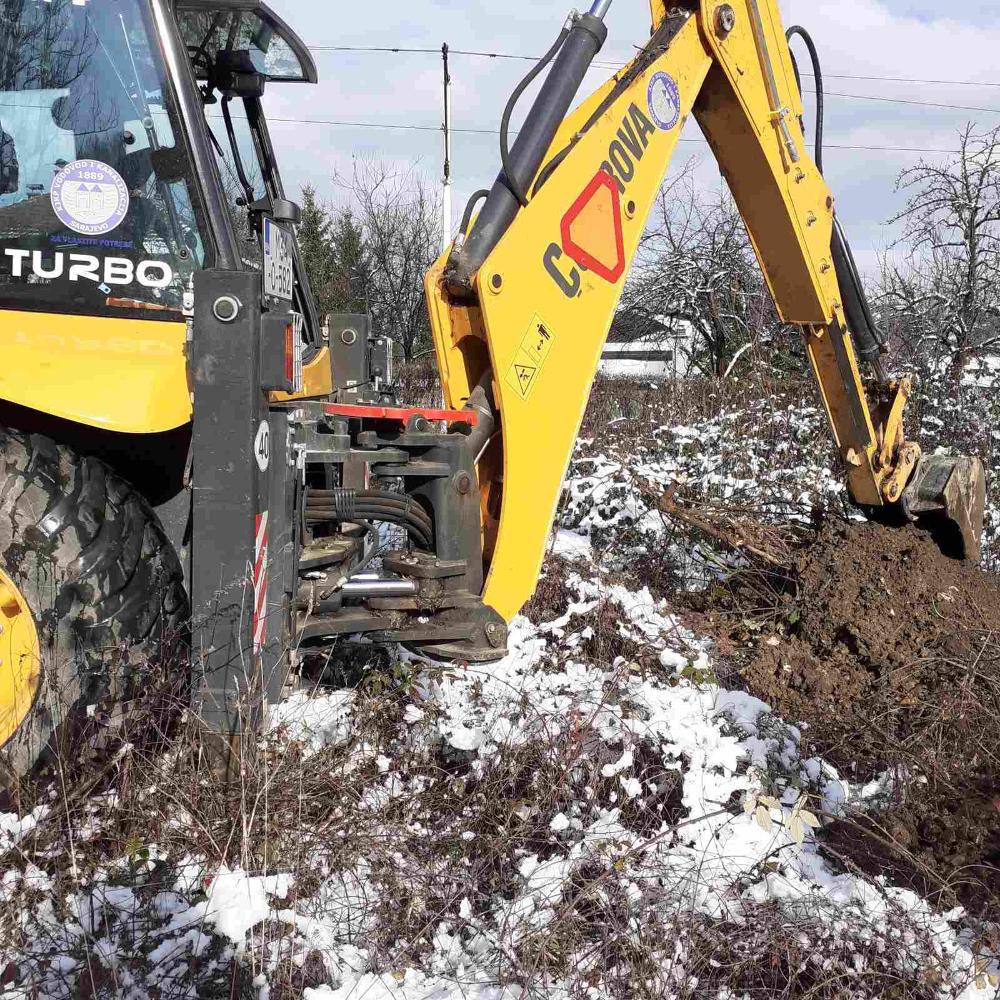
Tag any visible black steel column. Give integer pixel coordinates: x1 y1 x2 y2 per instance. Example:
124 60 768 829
191 270 272 734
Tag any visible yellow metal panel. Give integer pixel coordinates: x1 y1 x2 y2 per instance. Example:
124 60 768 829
478 17 713 621
696 1 835 322
0 310 190 434
0 568 41 750
426 258 493 412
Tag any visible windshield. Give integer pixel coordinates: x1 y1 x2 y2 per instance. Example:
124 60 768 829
0 0 208 320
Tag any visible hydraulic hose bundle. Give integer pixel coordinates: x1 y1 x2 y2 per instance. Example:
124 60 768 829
306 488 434 550
785 25 887 372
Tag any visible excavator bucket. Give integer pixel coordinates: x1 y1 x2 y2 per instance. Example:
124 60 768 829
902 455 987 563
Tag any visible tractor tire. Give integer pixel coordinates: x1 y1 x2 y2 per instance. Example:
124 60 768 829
0 429 188 789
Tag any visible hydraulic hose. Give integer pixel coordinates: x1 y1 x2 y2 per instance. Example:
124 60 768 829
459 189 490 238
786 25 886 369
445 9 609 294
785 26 824 175
500 21 573 208
308 490 434 532
306 489 434 549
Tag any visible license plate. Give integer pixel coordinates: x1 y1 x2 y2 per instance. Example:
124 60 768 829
263 217 294 301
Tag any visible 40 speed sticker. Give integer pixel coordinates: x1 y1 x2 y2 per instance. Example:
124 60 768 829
254 420 271 473
51 159 130 237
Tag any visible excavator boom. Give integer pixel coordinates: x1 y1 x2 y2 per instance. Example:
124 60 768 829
426 0 986 621
0 0 986 782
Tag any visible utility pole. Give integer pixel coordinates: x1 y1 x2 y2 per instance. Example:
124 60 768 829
441 42 452 252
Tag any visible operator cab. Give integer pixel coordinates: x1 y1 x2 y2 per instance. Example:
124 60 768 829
0 0 317 334
176 2 317 86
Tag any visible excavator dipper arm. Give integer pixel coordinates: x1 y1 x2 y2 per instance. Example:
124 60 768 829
425 0 986 623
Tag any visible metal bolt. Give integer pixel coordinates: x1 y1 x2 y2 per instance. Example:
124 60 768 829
485 622 505 648
715 4 736 35
489 273 504 294
455 472 473 495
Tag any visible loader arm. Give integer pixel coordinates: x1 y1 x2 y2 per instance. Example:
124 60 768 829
426 0 986 623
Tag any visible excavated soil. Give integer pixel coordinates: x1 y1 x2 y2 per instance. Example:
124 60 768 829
694 520 1000 915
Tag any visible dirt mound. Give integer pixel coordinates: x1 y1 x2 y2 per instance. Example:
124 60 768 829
744 520 1000 733
698 519 1000 915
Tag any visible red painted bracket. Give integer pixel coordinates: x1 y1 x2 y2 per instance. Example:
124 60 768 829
323 403 478 427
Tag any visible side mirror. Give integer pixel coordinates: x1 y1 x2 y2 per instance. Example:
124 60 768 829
271 198 301 225
250 196 301 225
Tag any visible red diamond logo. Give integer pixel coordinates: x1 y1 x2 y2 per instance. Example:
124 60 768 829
560 170 626 285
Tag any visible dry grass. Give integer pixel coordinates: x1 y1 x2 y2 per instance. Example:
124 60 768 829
2 371 999 997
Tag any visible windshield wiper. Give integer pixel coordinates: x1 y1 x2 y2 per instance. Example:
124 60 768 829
221 96 256 208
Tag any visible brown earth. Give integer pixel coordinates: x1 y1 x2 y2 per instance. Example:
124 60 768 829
693 519 1000 915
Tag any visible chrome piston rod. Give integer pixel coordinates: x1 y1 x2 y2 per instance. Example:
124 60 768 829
340 578 419 599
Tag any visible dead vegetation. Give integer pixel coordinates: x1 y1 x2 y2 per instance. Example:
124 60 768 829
2 640 990 999
2 372 1000 997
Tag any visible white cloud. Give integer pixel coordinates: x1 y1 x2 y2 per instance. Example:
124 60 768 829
262 0 998 266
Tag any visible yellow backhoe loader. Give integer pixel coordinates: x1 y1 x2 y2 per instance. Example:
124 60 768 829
0 0 986 784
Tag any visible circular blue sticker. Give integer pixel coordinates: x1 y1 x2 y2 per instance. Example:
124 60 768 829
50 159 129 236
648 72 681 131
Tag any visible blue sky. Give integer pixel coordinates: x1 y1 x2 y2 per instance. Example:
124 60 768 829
262 0 1000 272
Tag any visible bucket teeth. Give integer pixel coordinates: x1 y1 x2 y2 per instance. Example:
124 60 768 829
902 454 987 562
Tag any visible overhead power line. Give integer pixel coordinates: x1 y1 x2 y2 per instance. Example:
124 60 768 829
309 43 1000 91
262 114 959 155
305 46 1000 118
821 90 1000 116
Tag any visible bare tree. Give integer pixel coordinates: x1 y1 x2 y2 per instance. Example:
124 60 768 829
623 169 787 378
880 124 1000 382
336 158 441 361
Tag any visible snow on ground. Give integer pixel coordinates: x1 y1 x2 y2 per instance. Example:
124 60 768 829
3 579 996 997
1 392 998 997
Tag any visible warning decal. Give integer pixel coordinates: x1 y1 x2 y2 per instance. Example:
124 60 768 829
253 511 269 654
505 314 556 401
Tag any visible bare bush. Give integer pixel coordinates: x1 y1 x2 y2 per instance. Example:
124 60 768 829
880 124 1000 383
334 158 441 361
